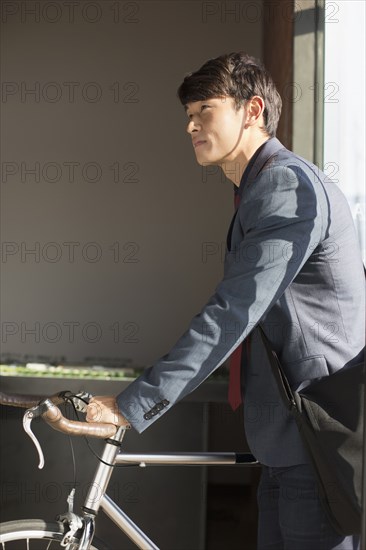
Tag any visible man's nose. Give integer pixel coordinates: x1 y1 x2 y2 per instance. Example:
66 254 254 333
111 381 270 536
186 118 200 134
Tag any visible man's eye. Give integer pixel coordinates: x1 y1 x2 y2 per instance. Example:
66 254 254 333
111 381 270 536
187 104 210 119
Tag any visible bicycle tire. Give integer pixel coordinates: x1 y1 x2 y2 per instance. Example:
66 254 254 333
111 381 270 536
0 519 109 549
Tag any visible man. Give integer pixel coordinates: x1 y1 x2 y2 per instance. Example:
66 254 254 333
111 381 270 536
86 52 364 548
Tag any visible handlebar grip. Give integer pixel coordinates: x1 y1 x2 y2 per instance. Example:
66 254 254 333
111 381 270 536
0 391 45 409
41 400 118 438
0 391 70 409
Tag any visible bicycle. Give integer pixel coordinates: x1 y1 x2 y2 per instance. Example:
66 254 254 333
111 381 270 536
0 390 259 549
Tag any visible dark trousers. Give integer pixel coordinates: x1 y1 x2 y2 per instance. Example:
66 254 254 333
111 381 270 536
257 464 360 550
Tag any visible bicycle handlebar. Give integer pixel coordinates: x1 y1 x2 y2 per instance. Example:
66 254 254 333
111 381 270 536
0 390 123 468
0 390 118 438
41 399 117 438
0 391 48 409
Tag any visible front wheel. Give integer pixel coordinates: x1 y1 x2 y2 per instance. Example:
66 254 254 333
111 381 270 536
0 519 109 549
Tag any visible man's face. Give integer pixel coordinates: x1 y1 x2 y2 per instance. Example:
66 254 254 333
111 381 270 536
185 96 246 167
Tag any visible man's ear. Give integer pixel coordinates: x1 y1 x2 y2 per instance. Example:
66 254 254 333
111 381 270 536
245 96 265 128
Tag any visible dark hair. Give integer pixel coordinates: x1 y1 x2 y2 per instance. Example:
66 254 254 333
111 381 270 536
177 52 282 138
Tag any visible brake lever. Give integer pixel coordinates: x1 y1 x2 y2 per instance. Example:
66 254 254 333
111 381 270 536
23 405 46 469
71 391 92 413
22 392 92 469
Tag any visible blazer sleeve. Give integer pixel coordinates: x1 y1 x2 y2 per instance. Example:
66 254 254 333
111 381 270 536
116 164 325 432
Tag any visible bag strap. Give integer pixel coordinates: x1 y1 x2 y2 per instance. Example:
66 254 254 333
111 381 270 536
257 325 297 410
257 264 366 408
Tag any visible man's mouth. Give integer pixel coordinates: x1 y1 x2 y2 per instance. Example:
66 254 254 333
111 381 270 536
193 140 206 148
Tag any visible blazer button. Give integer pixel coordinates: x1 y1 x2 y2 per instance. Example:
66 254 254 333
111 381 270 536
155 403 164 411
162 400 170 407
144 412 153 420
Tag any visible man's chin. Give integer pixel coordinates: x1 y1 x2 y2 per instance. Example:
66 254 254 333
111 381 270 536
195 156 219 167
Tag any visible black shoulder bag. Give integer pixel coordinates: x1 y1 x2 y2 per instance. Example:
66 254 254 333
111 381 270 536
259 325 365 536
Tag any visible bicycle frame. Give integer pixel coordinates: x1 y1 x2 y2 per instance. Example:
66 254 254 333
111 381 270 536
79 427 259 550
0 392 259 550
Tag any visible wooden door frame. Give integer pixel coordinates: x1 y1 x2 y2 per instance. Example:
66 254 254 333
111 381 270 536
263 0 294 149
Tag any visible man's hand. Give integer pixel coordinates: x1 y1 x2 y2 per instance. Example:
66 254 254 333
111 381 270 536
86 395 131 427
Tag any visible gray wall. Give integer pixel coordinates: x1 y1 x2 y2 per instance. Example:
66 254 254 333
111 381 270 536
1 0 263 368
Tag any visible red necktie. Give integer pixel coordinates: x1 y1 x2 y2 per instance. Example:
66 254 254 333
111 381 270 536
228 337 250 411
228 188 248 411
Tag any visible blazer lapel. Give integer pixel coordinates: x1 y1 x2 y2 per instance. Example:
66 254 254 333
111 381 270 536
226 138 285 252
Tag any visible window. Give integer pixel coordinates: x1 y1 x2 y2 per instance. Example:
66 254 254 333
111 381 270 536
323 0 365 260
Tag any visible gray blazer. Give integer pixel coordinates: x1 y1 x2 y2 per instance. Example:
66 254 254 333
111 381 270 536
117 137 365 467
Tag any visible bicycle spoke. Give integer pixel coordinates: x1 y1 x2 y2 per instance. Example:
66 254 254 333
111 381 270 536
0 538 59 550
0 520 96 550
